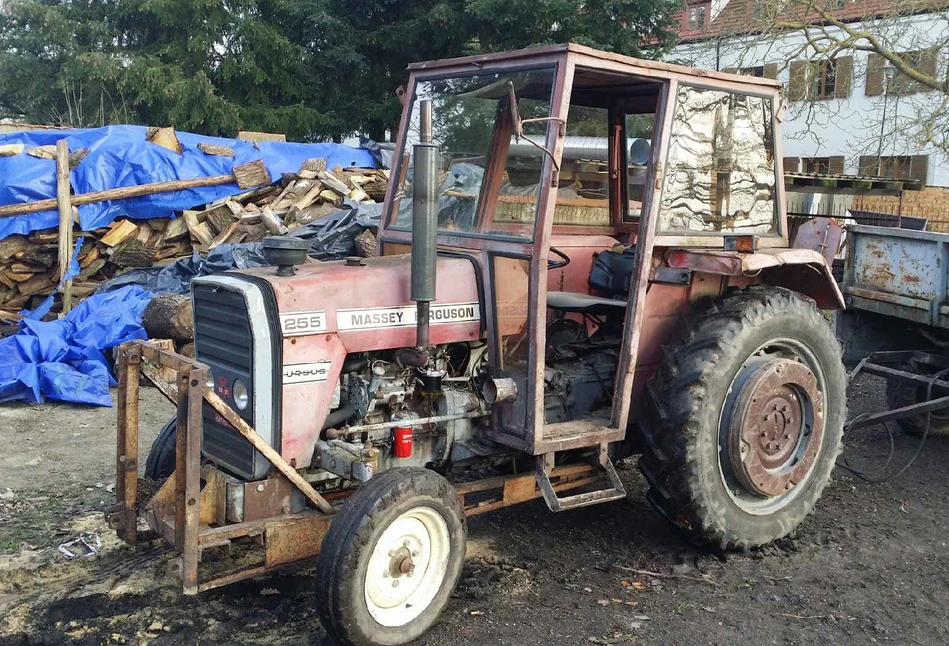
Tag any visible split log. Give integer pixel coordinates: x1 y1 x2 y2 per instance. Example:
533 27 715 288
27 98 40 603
183 210 214 247
27 145 57 160
260 206 289 235
197 143 235 157
160 217 189 243
147 127 183 153
300 158 328 173
318 171 351 196
354 229 377 258
100 220 139 247
206 208 237 234
0 236 28 260
178 342 196 359
142 293 194 340
208 221 241 251
0 144 24 157
110 238 154 267
17 271 56 297
232 160 271 189
68 149 89 170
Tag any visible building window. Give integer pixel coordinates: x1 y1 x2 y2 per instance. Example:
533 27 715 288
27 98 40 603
858 154 929 182
688 4 707 30
811 60 837 99
754 0 790 20
803 157 830 174
789 57 852 101
799 156 845 175
867 50 938 97
739 66 765 77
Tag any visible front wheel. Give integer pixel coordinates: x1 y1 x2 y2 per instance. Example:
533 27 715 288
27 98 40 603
639 287 847 549
144 416 177 481
316 468 466 646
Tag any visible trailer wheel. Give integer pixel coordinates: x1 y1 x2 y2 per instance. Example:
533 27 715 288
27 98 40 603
316 468 466 646
639 287 846 549
886 371 949 436
144 416 177 481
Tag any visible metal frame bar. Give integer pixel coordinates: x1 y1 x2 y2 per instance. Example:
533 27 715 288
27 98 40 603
110 339 606 595
848 350 949 431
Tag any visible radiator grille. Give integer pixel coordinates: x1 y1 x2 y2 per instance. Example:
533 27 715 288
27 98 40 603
192 282 257 478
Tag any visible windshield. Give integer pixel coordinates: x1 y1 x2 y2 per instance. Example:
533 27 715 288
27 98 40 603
386 67 556 243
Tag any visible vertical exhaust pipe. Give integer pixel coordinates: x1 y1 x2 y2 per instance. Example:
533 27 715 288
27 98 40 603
411 99 438 347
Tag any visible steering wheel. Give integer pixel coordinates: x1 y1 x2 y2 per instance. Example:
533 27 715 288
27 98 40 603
548 246 570 270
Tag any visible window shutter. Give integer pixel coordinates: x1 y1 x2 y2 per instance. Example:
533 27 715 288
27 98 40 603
858 156 877 176
763 63 779 79
783 157 800 172
834 56 853 98
789 61 807 101
828 156 845 175
910 155 929 183
866 53 885 96
917 49 938 92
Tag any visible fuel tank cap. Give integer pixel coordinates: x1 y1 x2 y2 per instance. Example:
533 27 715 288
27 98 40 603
262 236 307 276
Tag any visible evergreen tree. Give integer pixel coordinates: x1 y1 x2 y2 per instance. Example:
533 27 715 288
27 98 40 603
0 0 678 140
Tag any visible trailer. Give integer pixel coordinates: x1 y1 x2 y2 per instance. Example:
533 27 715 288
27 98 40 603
839 224 949 435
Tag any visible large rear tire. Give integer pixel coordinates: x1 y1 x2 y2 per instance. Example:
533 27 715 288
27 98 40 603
639 287 847 549
886 365 949 436
316 468 466 646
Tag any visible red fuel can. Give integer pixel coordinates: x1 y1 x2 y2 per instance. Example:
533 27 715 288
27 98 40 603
392 426 413 458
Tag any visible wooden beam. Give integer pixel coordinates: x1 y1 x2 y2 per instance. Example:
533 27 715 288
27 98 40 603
203 390 336 515
55 139 73 314
0 160 271 219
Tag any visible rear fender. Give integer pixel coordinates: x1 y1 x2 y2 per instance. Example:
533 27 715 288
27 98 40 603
666 248 845 310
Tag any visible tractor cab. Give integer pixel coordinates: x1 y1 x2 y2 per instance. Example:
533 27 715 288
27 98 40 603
378 44 819 509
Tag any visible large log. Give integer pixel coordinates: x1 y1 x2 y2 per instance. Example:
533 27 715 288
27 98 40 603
142 293 194 340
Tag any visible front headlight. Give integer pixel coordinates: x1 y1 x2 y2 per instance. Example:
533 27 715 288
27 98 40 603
233 378 249 410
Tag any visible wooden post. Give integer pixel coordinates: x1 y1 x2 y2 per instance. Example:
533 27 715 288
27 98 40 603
116 343 141 545
55 139 73 314
182 366 207 595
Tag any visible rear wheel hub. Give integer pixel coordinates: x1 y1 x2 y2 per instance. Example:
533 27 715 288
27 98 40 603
728 358 824 497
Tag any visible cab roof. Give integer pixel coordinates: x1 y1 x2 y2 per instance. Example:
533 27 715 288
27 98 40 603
407 42 782 92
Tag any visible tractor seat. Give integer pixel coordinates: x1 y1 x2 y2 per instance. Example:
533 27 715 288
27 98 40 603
547 291 627 314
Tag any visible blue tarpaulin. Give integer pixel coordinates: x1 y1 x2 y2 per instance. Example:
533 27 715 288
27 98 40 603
0 286 151 406
0 125 376 240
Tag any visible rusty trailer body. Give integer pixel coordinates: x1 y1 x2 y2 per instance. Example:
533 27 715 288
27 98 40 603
842 224 949 329
110 43 849 646
839 224 949 437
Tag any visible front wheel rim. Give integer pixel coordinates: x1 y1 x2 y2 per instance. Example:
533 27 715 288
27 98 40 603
364 505 451 628
718 339 827 515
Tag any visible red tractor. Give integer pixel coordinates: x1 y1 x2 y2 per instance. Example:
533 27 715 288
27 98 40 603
110 43 847 646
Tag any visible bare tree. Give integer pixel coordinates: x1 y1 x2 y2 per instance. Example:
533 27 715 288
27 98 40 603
675 0 949 175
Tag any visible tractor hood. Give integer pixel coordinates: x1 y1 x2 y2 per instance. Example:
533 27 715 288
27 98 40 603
236 253 483 352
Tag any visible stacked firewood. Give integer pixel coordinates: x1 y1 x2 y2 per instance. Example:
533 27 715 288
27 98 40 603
0 160 388 319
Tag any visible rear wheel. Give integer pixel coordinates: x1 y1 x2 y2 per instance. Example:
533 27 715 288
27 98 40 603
316 468 466 646
639 287 847 549
886 364 949 436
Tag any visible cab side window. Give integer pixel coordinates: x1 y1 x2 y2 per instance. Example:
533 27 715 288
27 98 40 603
658 85 777 234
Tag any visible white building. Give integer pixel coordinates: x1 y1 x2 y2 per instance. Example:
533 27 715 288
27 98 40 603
671 0 949 185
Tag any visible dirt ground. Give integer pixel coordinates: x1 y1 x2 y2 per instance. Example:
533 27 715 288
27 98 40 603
1 375 948 646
